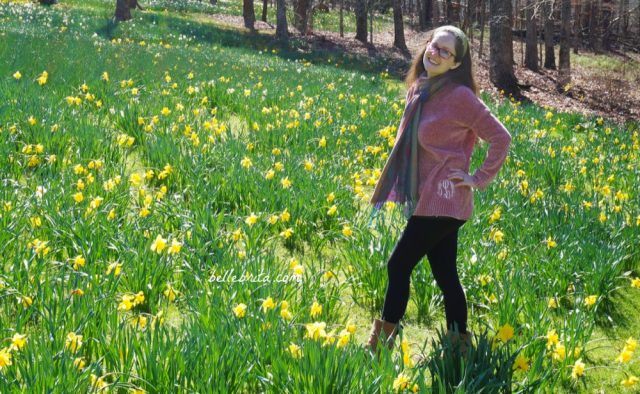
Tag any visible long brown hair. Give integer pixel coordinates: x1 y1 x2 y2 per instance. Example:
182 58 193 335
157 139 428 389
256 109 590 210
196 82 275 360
405 25 478 96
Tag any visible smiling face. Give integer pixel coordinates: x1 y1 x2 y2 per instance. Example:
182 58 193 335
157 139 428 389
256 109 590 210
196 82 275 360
422 31 462 78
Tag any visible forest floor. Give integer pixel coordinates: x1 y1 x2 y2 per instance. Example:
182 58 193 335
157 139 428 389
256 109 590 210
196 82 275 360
210 13 640 126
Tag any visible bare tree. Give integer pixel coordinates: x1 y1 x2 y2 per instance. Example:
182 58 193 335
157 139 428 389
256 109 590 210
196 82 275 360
261 0 268 22
543 0 555 68
588 0 599 51
243 0 256 32
524 0 538 71
276 0 289 42
489 0 519 95
393 0 409 51
557 0 571 91
294 0 313 34
420 0 434 30
340 0 344 37
617 0 630 36
600 0 614 50
355 0 367 43
464 0 477 33
445 0 453 23
573 0 581 54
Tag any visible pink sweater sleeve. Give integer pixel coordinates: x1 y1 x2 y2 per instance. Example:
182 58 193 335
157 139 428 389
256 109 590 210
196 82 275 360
460 88 512 191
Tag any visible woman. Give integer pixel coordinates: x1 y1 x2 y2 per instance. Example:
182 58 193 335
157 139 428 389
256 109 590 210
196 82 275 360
365 25 512 357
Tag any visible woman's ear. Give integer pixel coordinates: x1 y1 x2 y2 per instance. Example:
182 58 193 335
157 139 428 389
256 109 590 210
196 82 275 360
450 61 462 70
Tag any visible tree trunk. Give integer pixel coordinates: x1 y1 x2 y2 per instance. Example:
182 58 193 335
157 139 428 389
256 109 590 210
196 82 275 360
392 0 409 51
543 0 555 69
489 0 519 95
39 0 57 5
539 26 543 68
573 0 581 54
464 0 477 32
479 0 486 58
210 0 217 5
243 0 256 31
294 0 313 34
276 0 289 42
262 0 268 22
115 0 132 21
588 0 600 52
340 0 344 37
443 0 451 23
369 1 373 44
355 0 367 43
617 0 628 36
600 0 613 50
524 0 538 71
558 0 571 91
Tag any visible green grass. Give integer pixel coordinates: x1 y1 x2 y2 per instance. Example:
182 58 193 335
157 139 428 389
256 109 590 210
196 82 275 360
572 51 640 82
1 1 639 393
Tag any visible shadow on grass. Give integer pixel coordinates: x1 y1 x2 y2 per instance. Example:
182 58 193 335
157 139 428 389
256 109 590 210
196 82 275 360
96 9 414 80
96 19 118 41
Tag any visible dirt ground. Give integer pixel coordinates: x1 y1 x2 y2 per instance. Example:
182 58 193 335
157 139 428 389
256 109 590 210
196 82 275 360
210 13 640 127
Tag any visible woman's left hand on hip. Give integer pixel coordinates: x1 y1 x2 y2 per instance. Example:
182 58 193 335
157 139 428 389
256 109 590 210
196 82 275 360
448 170 476 188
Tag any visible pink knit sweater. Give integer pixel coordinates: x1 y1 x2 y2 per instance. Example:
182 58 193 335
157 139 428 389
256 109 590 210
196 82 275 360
400 76 512 221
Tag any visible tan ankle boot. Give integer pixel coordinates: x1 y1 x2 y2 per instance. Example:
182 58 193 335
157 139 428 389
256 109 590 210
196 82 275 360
445 330 473 356
364 318 401 355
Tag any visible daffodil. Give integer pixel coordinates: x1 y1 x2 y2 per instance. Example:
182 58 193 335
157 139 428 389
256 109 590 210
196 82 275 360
310 301 322 319
240 157 252 168
10 333 27 351
305 321 327 340
151 235 167 253
616 348 633 363
513 354 529 372
546 329 559 349
65 332 83 353
72 255 86 270
496 323 514 343
233 303 247 318
73 357 86 370
37 70 48 85
261 297 275 313
545 236 557 249
583 295 597 306
280 177 292 188
392 372 411 392
552 342 566 361
0 348 12 370
163 284 178 301
571 359 585 379
168 239 182 255
621 375 639 387
287 343 303 358
245 213 258 226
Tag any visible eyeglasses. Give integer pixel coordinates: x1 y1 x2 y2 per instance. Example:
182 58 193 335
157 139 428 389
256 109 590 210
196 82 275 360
427 42 455 60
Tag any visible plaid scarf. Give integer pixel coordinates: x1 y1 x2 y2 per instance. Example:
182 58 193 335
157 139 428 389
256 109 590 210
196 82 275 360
369 72 452 220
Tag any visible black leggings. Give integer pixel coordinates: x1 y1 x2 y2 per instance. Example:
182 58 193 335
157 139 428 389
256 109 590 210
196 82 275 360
381 215 468 333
